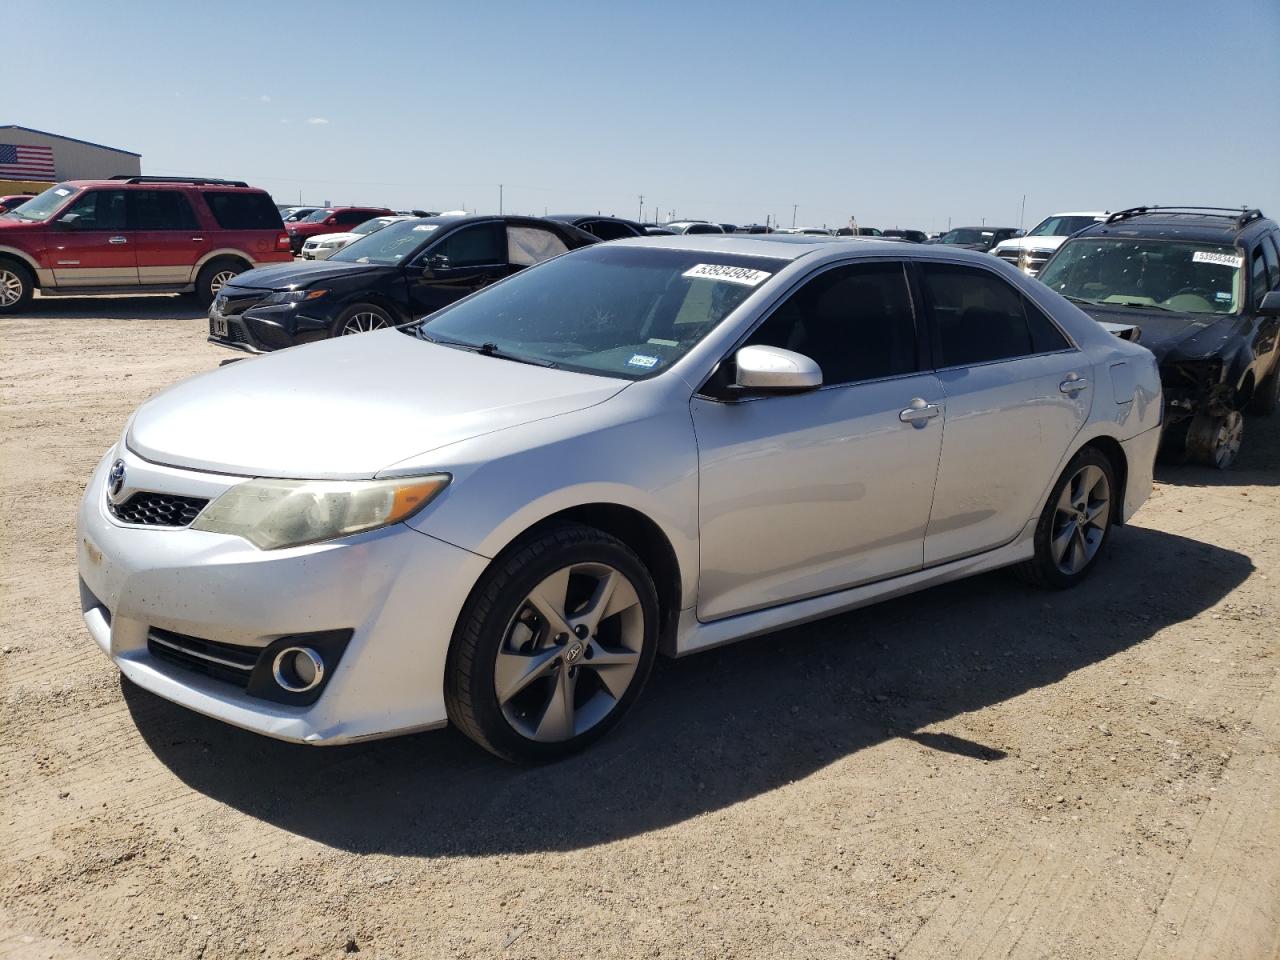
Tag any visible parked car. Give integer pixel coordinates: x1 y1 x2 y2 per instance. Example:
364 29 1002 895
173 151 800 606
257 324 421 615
719 223 738 233
1038 206 1280 468
992 212 1108 276
208 215 598 352
81 234 1161 760
928 226 1019 252
281 207 322 223
285 205 395 254
882 229 929 243
664 221 725 235
0 194 36 214
642 224 676 236
739 224 773 234
0 175 292 312
546 214 646 241
300 215 414 260
396 209 438 218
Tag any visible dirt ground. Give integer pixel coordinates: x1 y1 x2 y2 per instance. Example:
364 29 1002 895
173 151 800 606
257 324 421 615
2 297 1278 960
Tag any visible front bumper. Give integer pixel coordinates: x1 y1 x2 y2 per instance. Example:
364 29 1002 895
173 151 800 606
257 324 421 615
207 303 334 353
77 447 489 744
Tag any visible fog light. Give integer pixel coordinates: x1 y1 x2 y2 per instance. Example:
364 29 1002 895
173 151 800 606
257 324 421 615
272 646 325 693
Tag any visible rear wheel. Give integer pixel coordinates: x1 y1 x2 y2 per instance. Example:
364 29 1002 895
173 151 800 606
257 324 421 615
445 523 659 762
333 302 394 337
1016 447 1115 589
195 259 246 307
1185 410 1243 469
0 260 35 314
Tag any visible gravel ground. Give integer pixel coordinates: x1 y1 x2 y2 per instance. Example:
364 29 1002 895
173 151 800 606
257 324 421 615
2 297 1278 960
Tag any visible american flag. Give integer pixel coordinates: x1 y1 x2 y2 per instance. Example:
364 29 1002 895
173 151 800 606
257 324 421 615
0 143 56 180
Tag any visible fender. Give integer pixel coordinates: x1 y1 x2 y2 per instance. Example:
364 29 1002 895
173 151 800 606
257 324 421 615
190 247 257 282
0 244 51 286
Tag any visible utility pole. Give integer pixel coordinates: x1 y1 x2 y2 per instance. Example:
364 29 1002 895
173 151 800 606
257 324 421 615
638 194 644 222
792 204 798 228
1019 194 1026 233
499 184 504 214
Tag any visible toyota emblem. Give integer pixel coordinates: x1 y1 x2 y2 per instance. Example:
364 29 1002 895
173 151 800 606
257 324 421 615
107 459 127 500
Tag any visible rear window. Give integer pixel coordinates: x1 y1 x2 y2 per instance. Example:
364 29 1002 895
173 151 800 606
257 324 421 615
201 191 284 230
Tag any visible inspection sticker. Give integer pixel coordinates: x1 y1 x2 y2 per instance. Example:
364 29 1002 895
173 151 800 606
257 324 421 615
1192 251 1243 268
683 263 772 286
627 354 659 368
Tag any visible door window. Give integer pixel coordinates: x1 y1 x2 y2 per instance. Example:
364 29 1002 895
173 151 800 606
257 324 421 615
1251 246 1270 309
335 210 368 225
583 219 636 241
63 190 128 231
434 222 505 267
744 262 919 385
507 226 569 266
920 263 1067 366
131 190 200 230
1263 235 1280 291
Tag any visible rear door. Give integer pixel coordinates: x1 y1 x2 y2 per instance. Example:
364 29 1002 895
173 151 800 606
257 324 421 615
917 260 1091 565
49 188 137 287
130 189 206 285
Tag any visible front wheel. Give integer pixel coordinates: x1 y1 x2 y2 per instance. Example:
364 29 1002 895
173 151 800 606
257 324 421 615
195 260 246 307
1185 410 1243 469
1016 447 1116 589
445 524 659 762
0 260 35 314
332 302 394 337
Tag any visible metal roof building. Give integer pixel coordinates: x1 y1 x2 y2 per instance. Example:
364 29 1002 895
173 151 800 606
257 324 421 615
0 125 141 184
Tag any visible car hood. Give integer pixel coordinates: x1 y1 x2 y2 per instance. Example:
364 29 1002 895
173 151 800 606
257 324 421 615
304 231 359 245
992 236 1067 254
1073 303 1242 360
127 331 629 479
228 260 385 291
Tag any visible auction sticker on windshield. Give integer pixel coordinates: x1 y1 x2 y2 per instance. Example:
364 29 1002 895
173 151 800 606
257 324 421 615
683 264 772 286
1192 251 1243 268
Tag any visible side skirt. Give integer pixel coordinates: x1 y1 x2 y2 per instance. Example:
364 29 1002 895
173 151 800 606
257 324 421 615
671 518 1037 657
39 283 194 297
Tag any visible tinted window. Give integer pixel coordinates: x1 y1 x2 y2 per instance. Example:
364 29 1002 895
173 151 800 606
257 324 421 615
584 219 637 241
1251 247 1269 309
202 192 284 230
335 210 369 225
64 190 128 231
1024 297 1071 353
1264 235 1280 291
745 262 918 386
132 190 199 230
920 263 1036 366
434 222 505 267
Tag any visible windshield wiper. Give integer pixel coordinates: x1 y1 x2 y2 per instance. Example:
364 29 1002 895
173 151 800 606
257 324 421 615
416 331 555 367
1063 295 1097 305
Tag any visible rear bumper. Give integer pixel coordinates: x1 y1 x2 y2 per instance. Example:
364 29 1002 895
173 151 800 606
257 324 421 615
1119 424 1161 523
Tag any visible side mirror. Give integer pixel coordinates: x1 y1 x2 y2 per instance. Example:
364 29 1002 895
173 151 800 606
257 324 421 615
1259 290 1280 316
421 253 450 278
57 212 81 229
734 345 822 393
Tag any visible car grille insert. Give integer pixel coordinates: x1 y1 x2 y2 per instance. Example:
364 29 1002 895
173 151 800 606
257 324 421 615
108 491 209 527
147 627 258 688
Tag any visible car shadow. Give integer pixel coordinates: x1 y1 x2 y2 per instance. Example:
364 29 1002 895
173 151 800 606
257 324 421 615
23 294 205 321
1156 407 1280 487
125 525 1250 856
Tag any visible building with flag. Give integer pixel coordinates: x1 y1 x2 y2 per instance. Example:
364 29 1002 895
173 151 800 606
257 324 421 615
0 125 141 187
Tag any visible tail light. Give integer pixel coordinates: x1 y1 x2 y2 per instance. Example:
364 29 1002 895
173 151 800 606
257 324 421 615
276 233 290 252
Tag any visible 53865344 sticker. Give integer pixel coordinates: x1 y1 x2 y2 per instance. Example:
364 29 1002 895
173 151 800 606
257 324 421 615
1192 251 1243 268
683 264 772 286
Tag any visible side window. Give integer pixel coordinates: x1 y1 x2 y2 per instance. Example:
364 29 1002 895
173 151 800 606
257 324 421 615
508 226 569 266
1023 297 1071 353
919 263 1038 366
202 192 283 229
335 210 367 225
132 190 199 230
584 219 634 241
744 262 919 386
1261 235 1280 292
434 222 505 267
63 190 128 231
1251 247 1269 309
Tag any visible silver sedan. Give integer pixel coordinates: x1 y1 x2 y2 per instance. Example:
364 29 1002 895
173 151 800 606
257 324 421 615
77 236 1163 760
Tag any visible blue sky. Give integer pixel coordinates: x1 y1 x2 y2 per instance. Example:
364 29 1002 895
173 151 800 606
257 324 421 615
6 0 1279 231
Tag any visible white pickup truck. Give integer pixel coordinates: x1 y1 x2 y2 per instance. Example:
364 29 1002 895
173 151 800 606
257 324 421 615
992 211 1108 276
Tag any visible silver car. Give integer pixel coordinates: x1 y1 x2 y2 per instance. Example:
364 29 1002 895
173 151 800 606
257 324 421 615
77 236 1163 761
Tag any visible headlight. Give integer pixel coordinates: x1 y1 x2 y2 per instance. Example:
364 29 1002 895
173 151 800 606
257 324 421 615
261 289 328 306
191 474 450 549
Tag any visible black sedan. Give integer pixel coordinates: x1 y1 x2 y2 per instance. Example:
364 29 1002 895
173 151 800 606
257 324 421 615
546 214 646 241
208 216 598 353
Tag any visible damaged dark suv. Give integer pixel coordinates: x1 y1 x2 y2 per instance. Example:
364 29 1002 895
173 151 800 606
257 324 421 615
1038 207 1280 468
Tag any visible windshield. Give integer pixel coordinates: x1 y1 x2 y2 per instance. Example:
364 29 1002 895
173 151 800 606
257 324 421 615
1039 238 1243 316
940 228 995 245
330 220 439 265
302 209 335 223
1028 215 1101 238
411 245 786 380
1 183 79 222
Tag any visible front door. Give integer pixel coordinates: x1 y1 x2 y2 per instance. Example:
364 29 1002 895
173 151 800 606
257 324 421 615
49 189 137 287
405 221 511 317
916 261 1092 565
692 260 944 621
130 189 206 285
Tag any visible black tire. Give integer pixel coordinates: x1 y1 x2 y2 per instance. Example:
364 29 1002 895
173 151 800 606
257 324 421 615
1015 446 1117 590
330 302 396 338
195 259 247 307
444 523 660 762
1249 362 1280 416
0 258 35 314
1185 410 1244 469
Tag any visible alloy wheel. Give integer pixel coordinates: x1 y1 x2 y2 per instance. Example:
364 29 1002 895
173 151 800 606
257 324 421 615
0 269 23 306
1211 410 1244 469
1050 464 1110 575
340 311 391 335
209 270 238 296
494 562 644 742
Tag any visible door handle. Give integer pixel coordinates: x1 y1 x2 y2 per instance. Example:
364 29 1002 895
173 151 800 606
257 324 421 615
1059 376 1089 395
899 398 941 427
191 236 204 242
108 236 128 244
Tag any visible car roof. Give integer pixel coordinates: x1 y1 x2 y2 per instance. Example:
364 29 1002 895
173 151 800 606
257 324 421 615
1075 210 1274 245
607 233 1017 265
59 179 266 192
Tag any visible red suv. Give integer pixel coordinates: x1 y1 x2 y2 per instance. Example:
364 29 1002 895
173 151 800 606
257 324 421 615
285 205 396 255
0 176 293 313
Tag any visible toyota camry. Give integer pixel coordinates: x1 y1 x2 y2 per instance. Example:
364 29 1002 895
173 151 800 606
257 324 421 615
78 236 1162 760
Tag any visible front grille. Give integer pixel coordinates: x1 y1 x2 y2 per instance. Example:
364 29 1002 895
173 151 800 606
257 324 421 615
209 317 251 344
998 248 1053 274
147 627 259 687
996 249 1021 265
215 288 271 317
108 491 208 527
